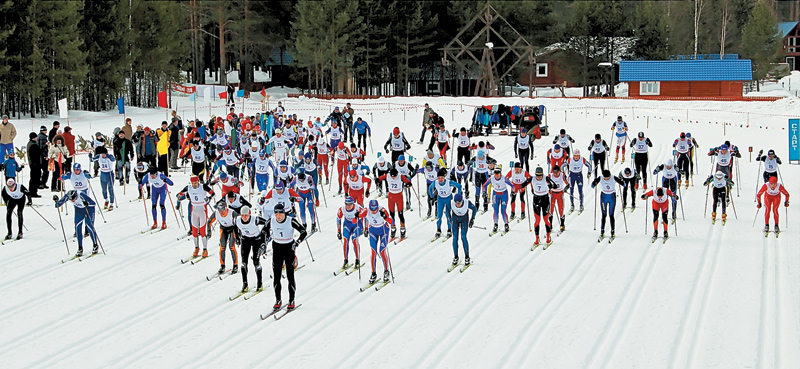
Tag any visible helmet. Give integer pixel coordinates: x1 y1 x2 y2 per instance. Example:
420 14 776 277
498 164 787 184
389 168 398 177
656 188 664 197
454 193 463 203
437 168 447 177
397 155 405 162
535 167 544 175
602 169 611 178
190 176 200 184
554 144 561 150
345 196 355 205
66 190 78 201
393 127 400 135
6 178 15 187
368 199 379 211
275 181 285 191
73 163 82 172
273 203 286 214
638 131 644 138
769 176 778 184
715 171 725 179
572 149 581 156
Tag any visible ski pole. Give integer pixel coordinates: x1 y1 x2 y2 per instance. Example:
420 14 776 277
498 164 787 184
753 159 762 202
86 180 107 223
304 237 315 262
593 185 597 231
472 225 487 230
357 228 362 283
384 233 395 283
617 186 628 233
678 185 685 220
752 206 761 227
142 184 150 227
644 199 648 235
55 203 71 254
703 182 711 218
526 191 532 232
673 199 678 237
167 188 186 230
28 205 56 230
319 171 327 208
728 186 738 220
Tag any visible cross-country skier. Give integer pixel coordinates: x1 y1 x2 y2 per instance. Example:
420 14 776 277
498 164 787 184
611 116 628 163
468 149 496 212
252 150 276 192
347 143 365 164
419 161 438 219
92 147 116 210
703 171 732 224
591 169 624 240
548 165 569 233
176 176 215 257
673 133 693 189
384 127 411 163
530 166 556 245
266 203 308 312
140 167 174 229
186 140 208 182
482 167 514 234
133 162 150 199
360 199 392 285
334 142 349 194
223 190 251 214
756 176 789 234
234 205 268 293
450 193 476 266
450 161 471 199
344 169 371 206
3 179 31 240
641 187 678 240
429 168 462 239
315 138 331 184
295 172 318 232
353 117 371 152
547 144 567 174
553 128 575 157
756 149 781 183
337 196 363 269
629 131 653 189
378 168 411 239
393 155 416 210
263 180 301 216
61 163 91 196
274 160 295 187
207 200 239 275
618 167 638 211
566 149 591 213
588 134 610 180
54 190 98 256
653 160 680 222
708 143 738 181
435 125 451 162
455 127 472 165
514 130 533 173
373 156 391 197
506 162 532 221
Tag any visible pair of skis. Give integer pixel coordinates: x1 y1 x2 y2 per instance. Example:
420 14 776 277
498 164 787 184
61 251 100 264
360 279 390 292
447 261 472 273
260 303 302 321
229 286 265 301
598 234 616 244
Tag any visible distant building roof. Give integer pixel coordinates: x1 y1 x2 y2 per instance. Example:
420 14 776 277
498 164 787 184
619 59 752 82
669 54 739 60
778 22 798 37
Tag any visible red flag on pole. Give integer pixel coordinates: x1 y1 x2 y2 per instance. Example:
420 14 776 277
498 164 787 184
260 87 266 97
219 91 227 99
157 90 168 108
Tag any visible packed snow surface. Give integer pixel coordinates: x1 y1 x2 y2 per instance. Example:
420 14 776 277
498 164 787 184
1 93 798 368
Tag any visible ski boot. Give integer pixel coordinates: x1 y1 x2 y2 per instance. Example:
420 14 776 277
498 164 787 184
643 183 648 189
653 230 658 240
337 186 343 195
241 282 248 293
354 259 360 268
510 212 516 221
218 265 225 274
492 224 498 233
15 233 22 240
504 223 510 233
534 235 540 245
570 205 575 213
325 178 330 185
579 205 584 213
342 259 349 269
193 247 200 257
764 224 770 233
464 256 471 265
520 212 526 220
560 224 565 233
202 249 209 258
273 300 282 311
546 233 552 244
446 228 452 238
369 272 377 284
92 244 99 254
287 300 296 311
311 223 317 232
383 270 390 283
161 221 167 230
426 208 432 219
103 201 109 210
3 233 11 240
711 212 717 224
151 221 158 230
631 205 636 212
400 227 406 239
75 248 83 257
231 265 239 274
722 213 727 225
775 225 780 233
663 231 668 239
434 229 441 239
256 281 263 291
390 226 396 239
452 256 459 266
107 205 114 211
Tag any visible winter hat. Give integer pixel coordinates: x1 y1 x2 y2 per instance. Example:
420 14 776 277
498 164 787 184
573 149 581 156
769 176 778 185
656 188 664 197
437 168 447 177
40 126 47 131
602 169 611 178
393 127 400 135
554 144 561 150
240 206 251 216
715 171 725 179
514 162 522 168
397 155 405 162
29 132 37 140
560 129 566 135
454 193 463 203
275 181 285 191
6 178 15 187
594 133 601 140
535 167 544 175
345 196 355 205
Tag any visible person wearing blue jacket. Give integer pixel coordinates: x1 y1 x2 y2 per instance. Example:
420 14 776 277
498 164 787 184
54 190 98 257
91 147 117 210
428 168 462 240
0 151 24 181
141 167 175 229
353 117 371 152
450 193 477 267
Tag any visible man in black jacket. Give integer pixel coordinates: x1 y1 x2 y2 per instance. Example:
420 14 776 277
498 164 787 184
48 121 60 143
26 132 42 197
168 117 181 170
113 130 134 185
36 126 50 189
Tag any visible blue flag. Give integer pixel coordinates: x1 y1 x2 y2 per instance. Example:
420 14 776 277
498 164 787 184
190 92 196 102
117 96 125 114
237 89 245 97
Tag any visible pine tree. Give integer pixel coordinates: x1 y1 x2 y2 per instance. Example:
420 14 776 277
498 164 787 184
632 2 670 60
395 1 437 96
80 0 133 111
740 0 782 89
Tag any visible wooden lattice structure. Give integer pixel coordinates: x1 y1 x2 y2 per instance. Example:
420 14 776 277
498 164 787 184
442 2 535 96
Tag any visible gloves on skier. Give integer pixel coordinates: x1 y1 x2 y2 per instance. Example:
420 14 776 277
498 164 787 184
52 195 59 202
337 230 342 240
673 195 679 200
365 190 370 197
363 227 369 237
641 195 647 200
468 219 474 228
757 202 762 208
176 201 181 210
785 201 790 207
291 240 299 251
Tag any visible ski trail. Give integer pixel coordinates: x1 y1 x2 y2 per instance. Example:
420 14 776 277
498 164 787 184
757 234 782 369
666 222 725 369
584 240 665 368
498 239 610 369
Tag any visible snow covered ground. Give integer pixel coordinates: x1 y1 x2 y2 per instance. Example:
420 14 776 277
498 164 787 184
1 93 799 368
